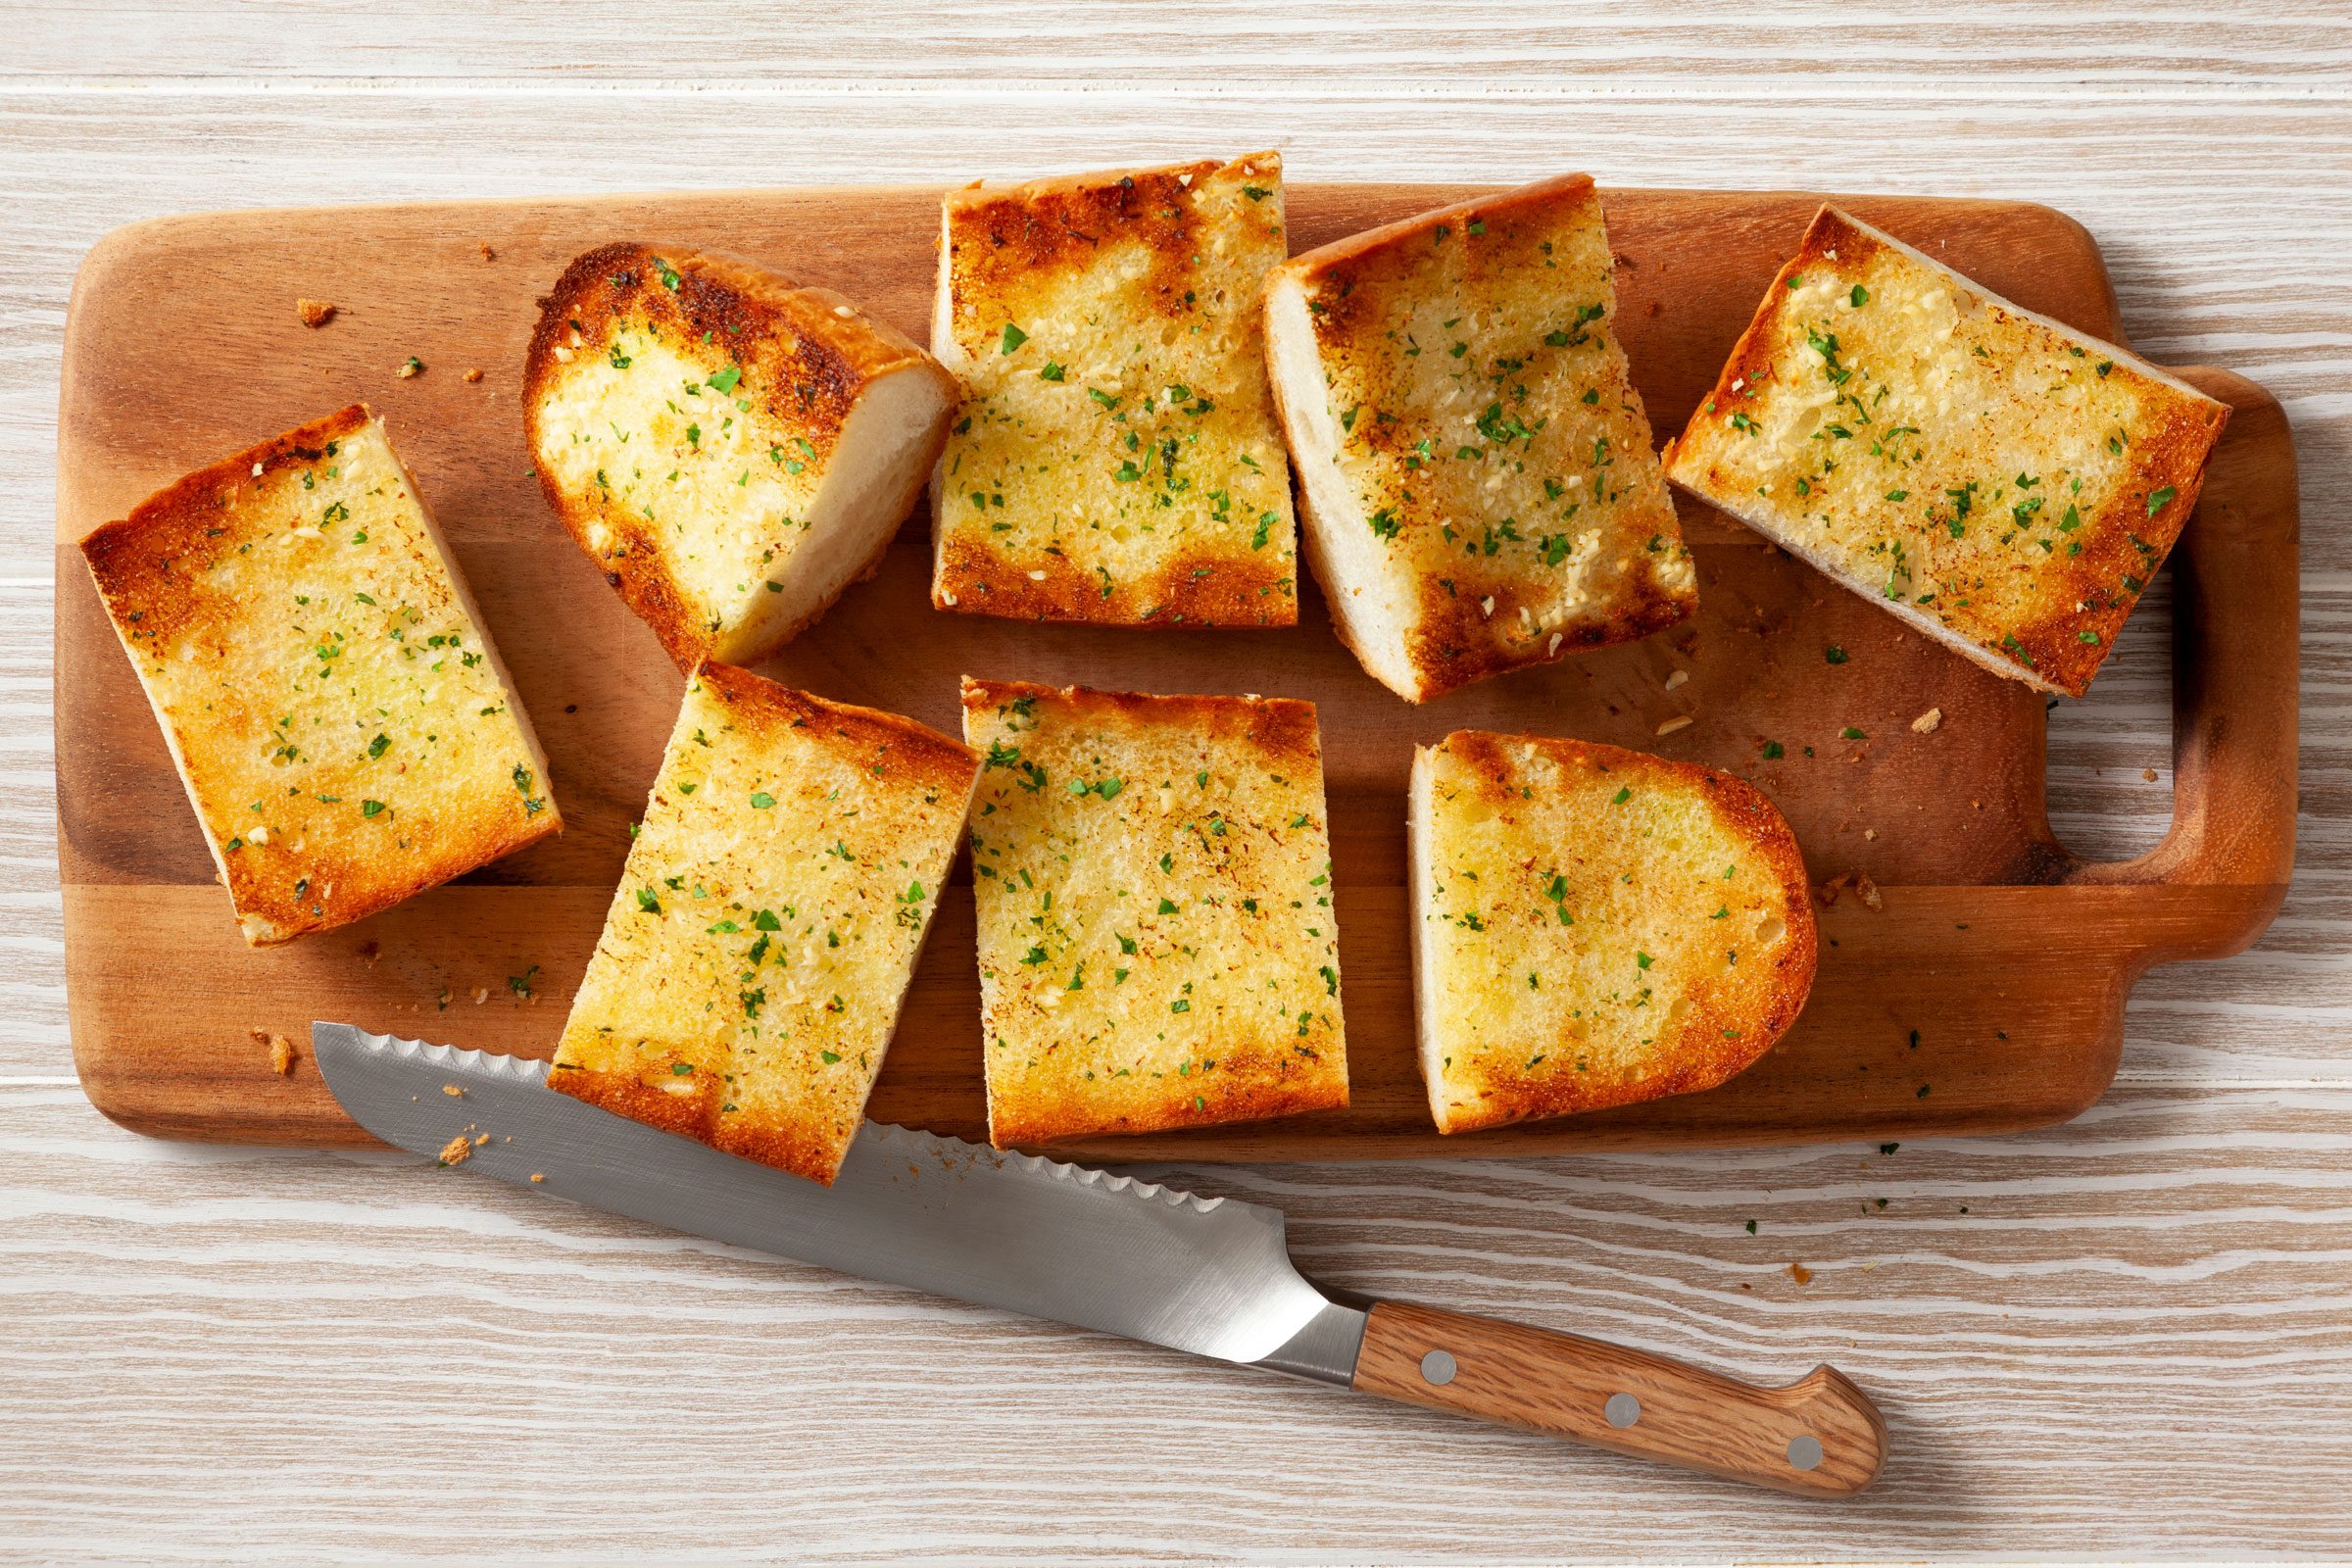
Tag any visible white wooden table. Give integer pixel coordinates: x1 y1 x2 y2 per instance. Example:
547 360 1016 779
6 5 2348 1559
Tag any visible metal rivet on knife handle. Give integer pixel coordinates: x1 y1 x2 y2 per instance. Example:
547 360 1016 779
1604 1392 1642 1428
1419 1349 1456 1386
1788 1434 1825 1471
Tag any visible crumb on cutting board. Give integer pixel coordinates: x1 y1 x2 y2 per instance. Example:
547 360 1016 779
1912 707 1943 734
477 242 497 262
1814 871 1884 911
249 1027 298 1076
297 298 336 328
464 368 483 383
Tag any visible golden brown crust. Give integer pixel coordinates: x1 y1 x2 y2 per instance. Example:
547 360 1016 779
551 663 979 1186
1665 207 2229 698
932 536 1295 627
1264 174 1696 703
959 676 1347 1148
523 242 956 670
1417 732 1816 1132
944 160 1232 325
81 406 561 944
933 154 1298 629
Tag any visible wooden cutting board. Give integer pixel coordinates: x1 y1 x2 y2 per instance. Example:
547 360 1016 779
54 183 2299 1160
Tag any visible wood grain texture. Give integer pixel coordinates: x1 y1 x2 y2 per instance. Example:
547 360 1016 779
1352 1298 1888 1495
5 4 2351 1559
49 188 2295 1157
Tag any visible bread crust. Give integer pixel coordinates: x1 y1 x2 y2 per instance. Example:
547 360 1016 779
1413 731 1816 1133
551 664 979 1185
80 405 561 944
960 677 1348 1147
1665 206 2230 697
1264 173 1697 703
932 155 1298 628
523 243 956 669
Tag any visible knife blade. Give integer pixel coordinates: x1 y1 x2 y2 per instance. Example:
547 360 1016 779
314 1021 1887 1496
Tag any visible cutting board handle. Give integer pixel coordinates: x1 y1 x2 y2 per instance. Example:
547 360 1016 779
1352 1299 1886 1496
2069 367 2298 929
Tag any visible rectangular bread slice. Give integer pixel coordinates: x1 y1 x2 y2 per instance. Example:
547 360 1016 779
960 678 1347 1147
1409 731 1815 1135
1263 173 1697 703
525 243 957 670
79 405 560 945
931 154 1298 628
551 664 979 1185
1664 206 2230 697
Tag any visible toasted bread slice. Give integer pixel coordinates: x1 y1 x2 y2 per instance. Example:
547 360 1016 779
932 154 1298 628
1263 173 1697 703
525 243 956 670
551 664 978 1185
79 406 560 945
1409 731 1815 1134
960 678 1347 1147
1664 206 2230 697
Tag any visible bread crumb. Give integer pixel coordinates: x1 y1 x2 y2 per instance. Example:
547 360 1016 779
1855 873 1884 911
473 987 490 1004
478 242 497 262
442 1084 465 1098
530 1172 545 1183
437 1134 473 1166
1864 827 1878 841
2142 767 2159 782
1664 669 1689 691
397 356 423 378
1787 1261 1814 1284
359 940 381 964
464 368 483 383
474 1133 490 1147
297 298 337 328
1911 707 1943 734
270 1036 296 1076
1654 715 1693 736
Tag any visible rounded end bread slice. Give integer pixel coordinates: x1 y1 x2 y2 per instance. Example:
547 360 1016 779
524 243 956 670
1410 730 1816 1134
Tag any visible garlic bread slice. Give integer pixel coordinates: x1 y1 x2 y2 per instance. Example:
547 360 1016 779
1410 731 1815 1134
933 154 1298 627
552 664 979 1185
1664 206 2230 696
961 678 1347 1147
526 243 956 669
1264 173 1696 703
79 405 560 945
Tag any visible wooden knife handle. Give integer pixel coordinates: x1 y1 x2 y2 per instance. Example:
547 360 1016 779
1352 1299 1886 1497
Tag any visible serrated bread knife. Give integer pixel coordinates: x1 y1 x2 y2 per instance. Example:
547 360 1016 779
314 1022 1886 1494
